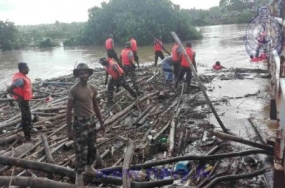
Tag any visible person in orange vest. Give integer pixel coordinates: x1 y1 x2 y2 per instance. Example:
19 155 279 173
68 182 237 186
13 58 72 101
7 62 35 142
100 57 137 106
129 36 139 68
105 34 121 66
212 61 225 70
175 42 197 94
120 42 142 95
153 36 165 66
171 42 181 79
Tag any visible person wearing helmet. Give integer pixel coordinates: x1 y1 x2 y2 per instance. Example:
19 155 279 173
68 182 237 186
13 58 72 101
129 36 139 68
153 36 165 66
120 42 142 95
100 57 137 107
105 34 121 66
66 63 104 186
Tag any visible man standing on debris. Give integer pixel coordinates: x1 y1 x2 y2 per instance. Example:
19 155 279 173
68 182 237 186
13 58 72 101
100 57 137 107
66 63 104 186
175 42 197 94
120 42 142 96
7 62 34 142
171 42 181 79
129 36 140 68
105 34 121 66
153 36 165 66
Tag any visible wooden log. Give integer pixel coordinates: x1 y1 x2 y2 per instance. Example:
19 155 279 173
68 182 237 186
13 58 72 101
248 118 266 144
0 155 173 187
168 120 176 157
36 106 66 112
177 132 184 155
119 136 134 188
33 114 65 126
137 106 156 125
40 134 54 163
104 102 136 125
212 131 274 152
0 118 21 129
204 167 269 188
100 149 272 173
0 132 24 146
0 124 66 174
171 32 229 134
153 122 171 141
2 143 35 158
63 140 74 150
0 176 75 188
133 104 154 125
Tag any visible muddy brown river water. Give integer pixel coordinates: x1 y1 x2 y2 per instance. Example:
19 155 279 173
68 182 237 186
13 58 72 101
0 24 270 134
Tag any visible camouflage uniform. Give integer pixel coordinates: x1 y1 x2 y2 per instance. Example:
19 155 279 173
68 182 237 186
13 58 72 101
123 65 139 93
17 99 32 140
73 115 96 173
107 76 137 105
133 51 139 66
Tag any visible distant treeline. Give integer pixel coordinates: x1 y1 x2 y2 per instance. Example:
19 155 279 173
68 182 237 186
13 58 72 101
0 0 266 51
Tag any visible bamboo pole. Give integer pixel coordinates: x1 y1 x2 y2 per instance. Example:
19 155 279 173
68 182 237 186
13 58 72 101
40 134 54 163
171 31 229 134
204 167 269 188
212 131 274 152
100 149 272 173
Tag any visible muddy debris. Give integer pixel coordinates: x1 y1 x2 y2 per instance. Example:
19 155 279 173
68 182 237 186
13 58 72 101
0 65 272 187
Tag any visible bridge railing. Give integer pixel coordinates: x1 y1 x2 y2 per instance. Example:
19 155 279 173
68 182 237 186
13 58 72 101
269 49 285 188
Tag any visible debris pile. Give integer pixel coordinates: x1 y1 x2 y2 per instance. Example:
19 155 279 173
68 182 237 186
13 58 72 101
0 66 272 187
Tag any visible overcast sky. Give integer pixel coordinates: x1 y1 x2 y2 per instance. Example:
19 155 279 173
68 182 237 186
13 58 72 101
0 0 220 25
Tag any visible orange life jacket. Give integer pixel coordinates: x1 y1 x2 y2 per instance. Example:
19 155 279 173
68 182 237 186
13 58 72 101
130 38 137 51
154 39 162 51
105 59 124 79
213 65 222 70
121 48 134 66
171 43 180 61
105 38 113 50
12 72 33 100
181 47 194 68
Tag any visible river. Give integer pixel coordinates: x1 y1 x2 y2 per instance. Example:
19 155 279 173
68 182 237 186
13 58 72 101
0 24 270 133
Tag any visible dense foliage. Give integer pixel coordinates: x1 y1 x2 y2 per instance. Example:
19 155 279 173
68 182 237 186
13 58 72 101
0 0 269 50
82 0 203 46
0 21 18 51
187 0 267 26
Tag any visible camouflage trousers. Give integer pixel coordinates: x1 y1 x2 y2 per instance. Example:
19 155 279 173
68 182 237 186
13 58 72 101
107 76 137 105
73 115 97 173
17 99 32 140
123 65 139 93
133 51 139 66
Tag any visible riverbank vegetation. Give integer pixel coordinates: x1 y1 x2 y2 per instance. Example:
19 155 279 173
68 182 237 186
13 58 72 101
0 0 266 51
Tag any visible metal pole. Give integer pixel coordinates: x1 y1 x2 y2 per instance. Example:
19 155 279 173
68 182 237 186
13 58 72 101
171 31 229 134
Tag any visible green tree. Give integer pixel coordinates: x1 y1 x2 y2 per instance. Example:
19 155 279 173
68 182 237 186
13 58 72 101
0 20 18 51
81 0 202 46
